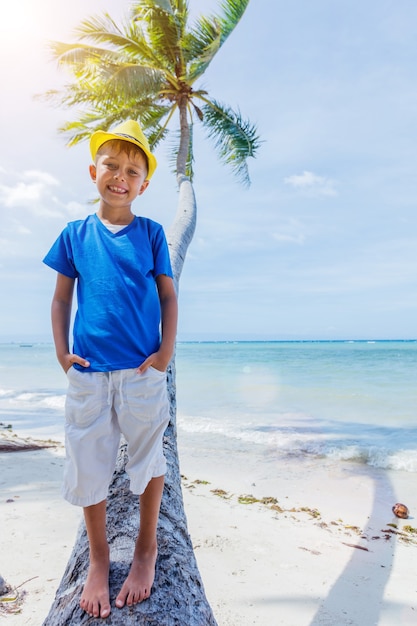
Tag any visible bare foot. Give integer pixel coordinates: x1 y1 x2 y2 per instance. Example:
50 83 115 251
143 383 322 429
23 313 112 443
115 543 157 607
80 556 111 619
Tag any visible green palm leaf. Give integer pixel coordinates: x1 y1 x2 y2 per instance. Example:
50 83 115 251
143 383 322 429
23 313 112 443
200 99 260 186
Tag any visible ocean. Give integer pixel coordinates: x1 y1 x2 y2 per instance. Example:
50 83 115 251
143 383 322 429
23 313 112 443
1 340 417 473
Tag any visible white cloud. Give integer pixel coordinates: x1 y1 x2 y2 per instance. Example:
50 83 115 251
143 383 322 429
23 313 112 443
284 170 337 196
0 181 43 207
0 168 65 217
0 169 58 208
24 170 59 186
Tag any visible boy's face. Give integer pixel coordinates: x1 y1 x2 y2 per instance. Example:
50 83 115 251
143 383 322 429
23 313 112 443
89 142 149 210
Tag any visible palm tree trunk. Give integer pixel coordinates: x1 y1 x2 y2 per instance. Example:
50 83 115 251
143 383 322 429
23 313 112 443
42 177 216 625
168 174 197 287
176 98 191 177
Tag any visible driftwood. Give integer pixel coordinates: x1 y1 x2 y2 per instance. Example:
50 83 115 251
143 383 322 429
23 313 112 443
42 363 218 626
0 434 56 453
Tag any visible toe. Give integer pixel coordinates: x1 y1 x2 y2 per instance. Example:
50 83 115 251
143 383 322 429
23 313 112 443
115 595 125 609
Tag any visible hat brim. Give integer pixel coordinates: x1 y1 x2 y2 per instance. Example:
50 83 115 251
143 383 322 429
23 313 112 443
90 130 157 180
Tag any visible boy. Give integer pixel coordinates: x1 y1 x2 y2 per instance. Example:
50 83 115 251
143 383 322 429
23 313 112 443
43 120 178 619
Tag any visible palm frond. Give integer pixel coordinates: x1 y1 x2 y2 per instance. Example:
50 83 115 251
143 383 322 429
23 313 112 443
74 14 127 45
57 96 172 149
185 0 249 81
217 0 250 45
200 98 261 186
130 0 188 74
74 14 173 72
99 65 166 100
183 19 221 81
49 41 119 66
49 37 173 108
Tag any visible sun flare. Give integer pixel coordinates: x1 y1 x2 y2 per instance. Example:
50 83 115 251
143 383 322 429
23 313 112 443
0 1 57 46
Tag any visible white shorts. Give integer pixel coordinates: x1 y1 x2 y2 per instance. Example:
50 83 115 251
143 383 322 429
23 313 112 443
63 366 170 507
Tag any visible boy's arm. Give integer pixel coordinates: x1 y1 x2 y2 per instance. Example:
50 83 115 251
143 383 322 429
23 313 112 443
158 274 178 364
137 274 178 374
51 273 90 373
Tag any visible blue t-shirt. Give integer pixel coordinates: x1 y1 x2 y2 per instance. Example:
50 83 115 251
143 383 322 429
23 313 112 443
43 214 173 372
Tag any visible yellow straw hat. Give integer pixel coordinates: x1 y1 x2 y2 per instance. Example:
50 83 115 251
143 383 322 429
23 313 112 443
89 120 157 180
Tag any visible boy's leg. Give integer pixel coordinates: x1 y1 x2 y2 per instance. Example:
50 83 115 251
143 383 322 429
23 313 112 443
115 475 164 607
80 500 111 619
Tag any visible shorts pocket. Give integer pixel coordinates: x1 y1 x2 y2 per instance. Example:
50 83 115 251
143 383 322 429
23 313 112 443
148 365 167 377
65 369 105 428
125 369 167 422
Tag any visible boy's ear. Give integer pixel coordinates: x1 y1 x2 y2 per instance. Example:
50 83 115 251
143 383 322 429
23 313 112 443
138 180 150 196
89 164 97 182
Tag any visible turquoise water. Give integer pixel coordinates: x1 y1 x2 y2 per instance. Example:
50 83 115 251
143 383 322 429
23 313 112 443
1 340 417 471
175 341 417 471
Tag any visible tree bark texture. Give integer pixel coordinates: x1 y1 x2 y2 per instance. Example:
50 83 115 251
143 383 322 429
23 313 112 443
168 175 197 288
43 178 217 624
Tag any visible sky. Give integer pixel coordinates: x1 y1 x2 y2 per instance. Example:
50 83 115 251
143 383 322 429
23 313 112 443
1 0 417 342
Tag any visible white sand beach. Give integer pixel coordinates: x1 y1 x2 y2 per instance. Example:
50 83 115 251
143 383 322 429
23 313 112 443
1 432 417 625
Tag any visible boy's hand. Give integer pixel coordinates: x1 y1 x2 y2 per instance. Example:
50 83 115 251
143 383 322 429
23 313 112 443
137 351 170 375
60 353 91 373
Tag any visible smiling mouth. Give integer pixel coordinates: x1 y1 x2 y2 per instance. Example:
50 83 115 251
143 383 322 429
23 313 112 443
108 185 127 194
